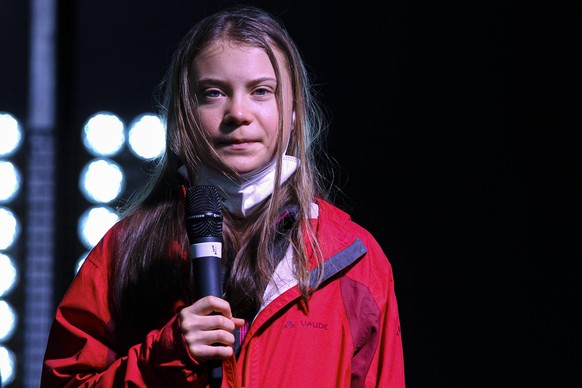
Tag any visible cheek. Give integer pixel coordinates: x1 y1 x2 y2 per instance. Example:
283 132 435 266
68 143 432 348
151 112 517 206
264 114 283 146
197 111 221 136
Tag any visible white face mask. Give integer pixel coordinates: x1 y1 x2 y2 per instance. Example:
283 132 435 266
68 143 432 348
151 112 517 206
178 155 300 217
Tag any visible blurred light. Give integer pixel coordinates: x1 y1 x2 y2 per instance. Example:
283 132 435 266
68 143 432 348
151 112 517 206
75 251 89 275
0 208 20 251
0 113 23 157
0 161 21 203
79 158 125 203
0 301 17 342
78 206 119 249
0 345 16 386
82 112 125 157
0 254 18 297
127 113 166 159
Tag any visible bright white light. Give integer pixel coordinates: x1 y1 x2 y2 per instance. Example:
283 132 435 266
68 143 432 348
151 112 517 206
82 112 125 157
0 207 20 251
0 345 16 386
78 206 119 249
127 113 166 159
0 112 23 157
0 161 21 203
0 253 18 297
79 158 125 203
0 301 17 341
75 251 89 275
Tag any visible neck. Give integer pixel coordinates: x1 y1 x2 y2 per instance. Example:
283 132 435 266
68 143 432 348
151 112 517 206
179 155 300 217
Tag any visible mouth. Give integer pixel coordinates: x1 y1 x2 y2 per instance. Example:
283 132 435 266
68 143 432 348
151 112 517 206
216 138 257 148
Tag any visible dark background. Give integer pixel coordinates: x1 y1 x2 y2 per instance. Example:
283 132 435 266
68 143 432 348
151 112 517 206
1 0 581 387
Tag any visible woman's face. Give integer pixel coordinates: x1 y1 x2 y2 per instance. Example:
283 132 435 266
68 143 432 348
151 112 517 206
192 40 293 175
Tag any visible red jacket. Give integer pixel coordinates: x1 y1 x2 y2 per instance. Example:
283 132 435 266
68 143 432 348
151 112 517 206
42 199 405 387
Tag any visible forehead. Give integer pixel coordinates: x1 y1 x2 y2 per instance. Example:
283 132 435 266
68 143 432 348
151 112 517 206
193 39 288 76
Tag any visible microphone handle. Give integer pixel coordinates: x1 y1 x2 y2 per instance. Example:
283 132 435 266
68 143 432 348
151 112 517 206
191 255 222 298
189 238 223 387
208 361 222 388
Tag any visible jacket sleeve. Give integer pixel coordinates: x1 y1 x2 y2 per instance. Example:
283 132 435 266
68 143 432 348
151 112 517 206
41 226 205 387
364 237 406 387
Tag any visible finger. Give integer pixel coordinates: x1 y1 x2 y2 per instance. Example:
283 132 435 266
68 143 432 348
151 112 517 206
189 296 234 318
183 325 236 347
184 328 237 361
232 317 246 328
180 312 233 335
205 314 238 332
188 341 235 361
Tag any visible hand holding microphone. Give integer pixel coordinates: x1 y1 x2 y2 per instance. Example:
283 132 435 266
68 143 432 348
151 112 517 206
182 185 244 386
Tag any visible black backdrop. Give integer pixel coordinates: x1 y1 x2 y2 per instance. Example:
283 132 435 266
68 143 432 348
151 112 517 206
1 0 581 387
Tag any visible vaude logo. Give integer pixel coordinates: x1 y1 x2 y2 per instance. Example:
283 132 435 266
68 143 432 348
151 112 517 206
283 319 328 330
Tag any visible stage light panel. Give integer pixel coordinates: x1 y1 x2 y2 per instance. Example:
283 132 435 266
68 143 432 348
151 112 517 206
0 345 16 386
0 113 23 157
0 208 20 251
0 161 21 203
79 158 125 203
82 112 125 157
77 206 119 249
0 254 18 298
127 113 166 160
0 301 17 342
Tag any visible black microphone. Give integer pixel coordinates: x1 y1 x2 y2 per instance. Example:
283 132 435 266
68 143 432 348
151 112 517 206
185 185 223 298
184 185 223 387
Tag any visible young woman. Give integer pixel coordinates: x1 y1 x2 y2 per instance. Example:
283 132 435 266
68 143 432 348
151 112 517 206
41 6 405 387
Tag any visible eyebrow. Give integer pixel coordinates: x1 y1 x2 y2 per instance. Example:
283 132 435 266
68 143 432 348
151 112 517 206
196 76 277 87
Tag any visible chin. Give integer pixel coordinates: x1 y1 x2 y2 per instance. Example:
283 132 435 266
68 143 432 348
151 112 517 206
225 163 258 175
224 159 267 175
233 167 259 176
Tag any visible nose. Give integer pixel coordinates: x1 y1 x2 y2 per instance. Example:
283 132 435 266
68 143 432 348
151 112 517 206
223 95 252 126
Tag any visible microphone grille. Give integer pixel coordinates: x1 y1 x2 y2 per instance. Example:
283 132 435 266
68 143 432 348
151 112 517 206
185 185 223 239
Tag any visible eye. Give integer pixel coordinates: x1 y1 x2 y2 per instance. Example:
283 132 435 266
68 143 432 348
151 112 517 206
195 87 224 104
254 87 268 96
203 89 223 99
253 87 273 98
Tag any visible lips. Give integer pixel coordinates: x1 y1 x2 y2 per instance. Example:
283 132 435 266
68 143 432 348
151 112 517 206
216 138 258 148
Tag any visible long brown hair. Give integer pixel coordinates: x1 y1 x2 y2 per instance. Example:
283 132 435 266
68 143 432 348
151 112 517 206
110 6 334 328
